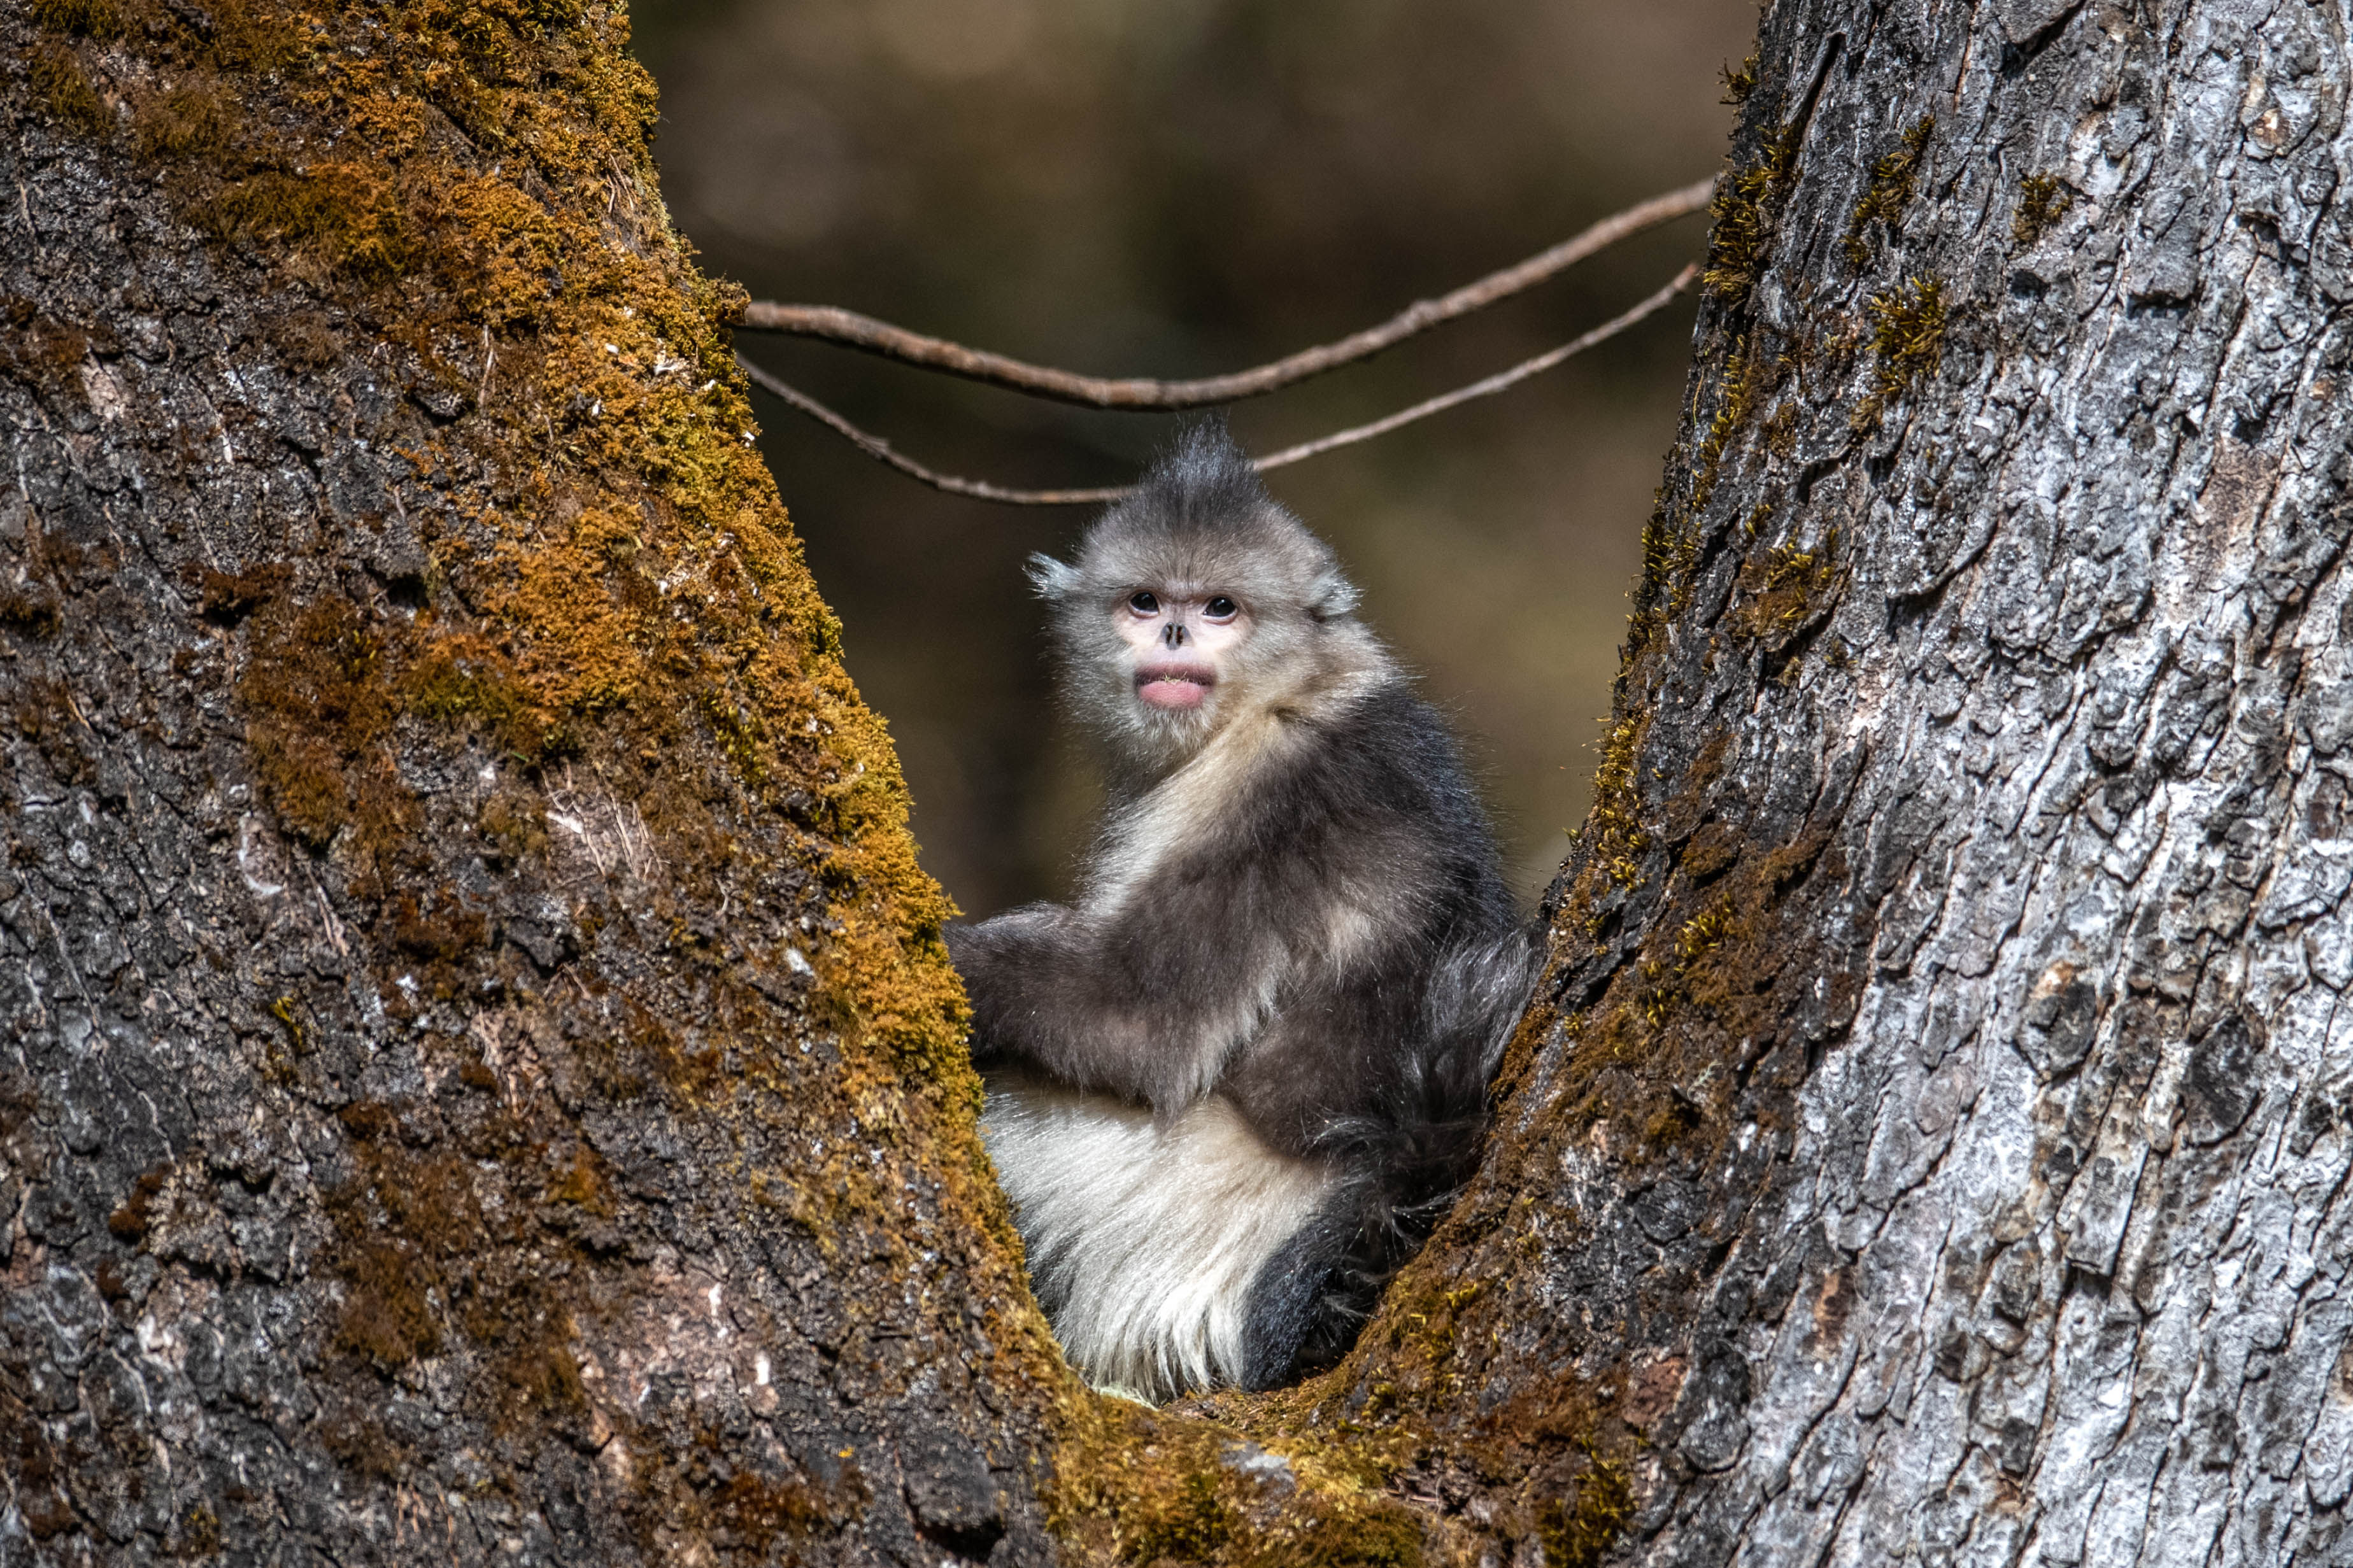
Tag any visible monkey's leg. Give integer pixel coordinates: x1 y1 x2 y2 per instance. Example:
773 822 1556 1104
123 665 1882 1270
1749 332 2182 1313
1232 1182 1396 1390
977 1069 1340 1401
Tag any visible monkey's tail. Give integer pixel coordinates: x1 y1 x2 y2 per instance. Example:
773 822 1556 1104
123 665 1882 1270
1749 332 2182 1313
1243 923 1542 1386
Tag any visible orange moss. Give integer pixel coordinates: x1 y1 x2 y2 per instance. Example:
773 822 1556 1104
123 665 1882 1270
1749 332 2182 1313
30 43 106 136
488 503 653 711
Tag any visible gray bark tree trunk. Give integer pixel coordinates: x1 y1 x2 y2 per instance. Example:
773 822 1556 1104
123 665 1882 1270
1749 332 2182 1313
1325 1 2353 1564
11 0 2353 1565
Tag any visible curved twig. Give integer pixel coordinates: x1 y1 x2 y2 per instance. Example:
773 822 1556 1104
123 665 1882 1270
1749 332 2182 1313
734 264 1698 507
732 359 1130 504
1250 264 1697 470
738 177 1714 410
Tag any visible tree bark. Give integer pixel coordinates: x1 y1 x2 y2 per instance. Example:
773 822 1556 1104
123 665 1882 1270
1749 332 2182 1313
11 0 2353 1565
0 4 1074 1564
1303 1 2353 1564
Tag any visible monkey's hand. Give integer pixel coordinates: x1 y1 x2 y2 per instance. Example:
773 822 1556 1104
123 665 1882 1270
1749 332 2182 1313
945 905 1081 1070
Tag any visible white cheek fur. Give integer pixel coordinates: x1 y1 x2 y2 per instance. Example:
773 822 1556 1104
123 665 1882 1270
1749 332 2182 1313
980 1071 1340 1401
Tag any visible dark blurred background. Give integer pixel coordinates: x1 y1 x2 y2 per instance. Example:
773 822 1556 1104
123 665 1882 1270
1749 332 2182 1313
629 0 1758 917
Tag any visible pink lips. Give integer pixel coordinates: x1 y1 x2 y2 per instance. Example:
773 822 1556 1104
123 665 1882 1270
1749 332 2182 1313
1135 663 1214 710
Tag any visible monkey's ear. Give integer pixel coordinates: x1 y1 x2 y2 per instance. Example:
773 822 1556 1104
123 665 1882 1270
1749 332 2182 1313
1025 553 1081 601
1306 571 1360 621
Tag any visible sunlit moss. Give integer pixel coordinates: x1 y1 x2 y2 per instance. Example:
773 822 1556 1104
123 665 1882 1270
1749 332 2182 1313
1718 52 1757 106
1852 276 1947 430
1702 121 1800 304
1843 116 1933 268
2014 171 2070 248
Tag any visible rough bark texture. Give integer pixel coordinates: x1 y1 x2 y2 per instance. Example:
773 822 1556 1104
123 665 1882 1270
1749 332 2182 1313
15 0 2353 1565
1289 0 2353 1564
0 4 1078 1563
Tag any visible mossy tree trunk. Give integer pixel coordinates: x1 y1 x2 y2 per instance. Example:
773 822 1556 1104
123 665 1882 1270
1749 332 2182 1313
1 3 1074 1563
12 0 2353 1566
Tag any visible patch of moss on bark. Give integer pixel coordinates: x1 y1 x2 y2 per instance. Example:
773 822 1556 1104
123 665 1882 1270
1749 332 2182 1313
2014 172 2070 248
27 0 1069 1554
1843 116 1934 269
1852 275 1948 430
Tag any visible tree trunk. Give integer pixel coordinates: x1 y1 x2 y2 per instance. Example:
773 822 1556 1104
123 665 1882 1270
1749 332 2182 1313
0 4 1074 1563
1306 0 2353 1563
11 0 2353 1565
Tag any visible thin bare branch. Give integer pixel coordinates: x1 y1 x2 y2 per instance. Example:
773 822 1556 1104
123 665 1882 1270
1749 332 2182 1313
738 176 1714 410
734 264 1698 507
1253 264 1698 472
732 358 1132 505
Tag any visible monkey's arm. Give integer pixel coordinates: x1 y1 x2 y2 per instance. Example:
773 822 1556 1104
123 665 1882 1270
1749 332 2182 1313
947 906 1143 1087
948 898 1246 1113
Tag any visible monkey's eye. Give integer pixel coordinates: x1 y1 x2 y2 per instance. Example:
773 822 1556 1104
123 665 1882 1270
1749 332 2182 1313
1127 591 1160 615
1203 596 1239 621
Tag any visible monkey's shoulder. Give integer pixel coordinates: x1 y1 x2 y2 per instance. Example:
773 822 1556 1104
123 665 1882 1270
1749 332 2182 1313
1273 677 1488 825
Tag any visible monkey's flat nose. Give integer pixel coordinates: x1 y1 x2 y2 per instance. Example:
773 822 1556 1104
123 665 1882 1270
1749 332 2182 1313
1163 623 1186 647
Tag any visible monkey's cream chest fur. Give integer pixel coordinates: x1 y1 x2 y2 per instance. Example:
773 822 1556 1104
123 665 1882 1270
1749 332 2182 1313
980 1071 1340 1399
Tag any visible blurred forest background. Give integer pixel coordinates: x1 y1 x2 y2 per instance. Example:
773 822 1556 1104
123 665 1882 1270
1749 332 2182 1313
630 0 1758 915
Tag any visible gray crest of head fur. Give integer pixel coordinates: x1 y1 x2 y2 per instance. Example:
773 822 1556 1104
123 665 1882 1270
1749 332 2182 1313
1025 421 1360 621
1028 422 1376 779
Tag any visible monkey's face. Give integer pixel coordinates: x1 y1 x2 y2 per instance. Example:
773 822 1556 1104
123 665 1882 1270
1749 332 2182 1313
1030 440 1372 781
1112 588 1249 717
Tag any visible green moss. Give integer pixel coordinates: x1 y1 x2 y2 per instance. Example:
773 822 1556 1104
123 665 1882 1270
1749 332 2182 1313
1843 116 1933 268
1689 335 1756 514
1538 1448 1634 1568
2014 172 2070 248
1635 492 1696 625
1129 1471 1235 1562
31 0 124 39
1044 1392 1432 1568
31 43 107 136
404 635 556 759
1852 276 1947 430
1731 529 1840 644
1718 52 1757 106
203 166 413 281
1702 122 1800 304
1586 712 1652 890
